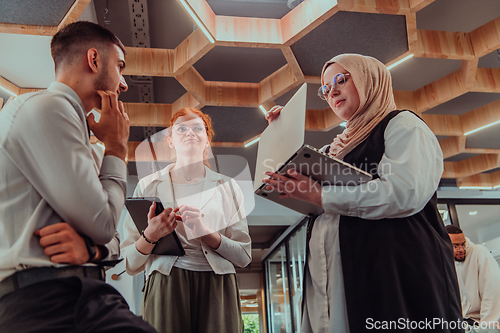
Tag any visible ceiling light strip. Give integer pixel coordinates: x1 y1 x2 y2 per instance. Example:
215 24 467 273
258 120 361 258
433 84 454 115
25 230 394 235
464 119 500 136
178 0 215 43
386 54 414 70
259 105 267 115
0 85 18 97
244 137 260 148
459 186 493 190
494 185 500 189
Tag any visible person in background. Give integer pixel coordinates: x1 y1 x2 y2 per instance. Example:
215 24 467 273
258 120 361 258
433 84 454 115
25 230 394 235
447 225 500 328
264 53 462 332
0 21 156 333
122 108 251 333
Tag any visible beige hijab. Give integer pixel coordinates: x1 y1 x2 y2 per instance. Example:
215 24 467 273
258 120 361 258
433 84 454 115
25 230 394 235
322 54 397 159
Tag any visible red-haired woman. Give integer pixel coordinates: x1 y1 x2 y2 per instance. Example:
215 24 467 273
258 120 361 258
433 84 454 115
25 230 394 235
122 108 251 333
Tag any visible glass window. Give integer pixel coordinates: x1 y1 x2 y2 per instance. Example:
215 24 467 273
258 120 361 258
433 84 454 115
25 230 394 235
266 244 292 333
437 203 451 226
288 223 307 332
455 204 500 265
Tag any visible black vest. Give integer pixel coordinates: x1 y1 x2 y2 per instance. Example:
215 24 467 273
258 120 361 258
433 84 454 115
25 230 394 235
335 110 462 332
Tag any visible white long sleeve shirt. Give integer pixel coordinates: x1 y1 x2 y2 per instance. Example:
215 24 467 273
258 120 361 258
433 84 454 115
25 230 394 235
301 111 444 333
121 164 252 278
456 238 500 325
0 82 127 281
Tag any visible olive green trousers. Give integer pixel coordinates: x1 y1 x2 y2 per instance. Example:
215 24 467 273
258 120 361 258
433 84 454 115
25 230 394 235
141 267 243 333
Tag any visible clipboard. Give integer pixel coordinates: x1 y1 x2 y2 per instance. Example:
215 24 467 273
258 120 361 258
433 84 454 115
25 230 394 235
125 197 185 256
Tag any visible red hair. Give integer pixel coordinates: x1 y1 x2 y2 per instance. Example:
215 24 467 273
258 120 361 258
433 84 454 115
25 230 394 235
169 108 214 167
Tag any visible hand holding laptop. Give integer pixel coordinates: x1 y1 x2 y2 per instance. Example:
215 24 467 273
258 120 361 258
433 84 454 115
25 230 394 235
265 105 283 124
263 169 322 207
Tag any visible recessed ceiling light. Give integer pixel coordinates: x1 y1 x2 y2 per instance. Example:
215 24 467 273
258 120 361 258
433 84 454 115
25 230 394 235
469 211 477 215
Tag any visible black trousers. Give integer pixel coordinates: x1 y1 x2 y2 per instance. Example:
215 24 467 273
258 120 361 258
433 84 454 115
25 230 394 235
0 276 158 333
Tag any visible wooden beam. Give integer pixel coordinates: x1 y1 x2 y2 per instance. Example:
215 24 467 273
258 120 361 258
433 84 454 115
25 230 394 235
123 103 173 127
305 108 343 130
0 0 91 36
172 92 203 113
461 59 479 90
216 16 282 47
259 64 299 105
182 0 216 38
123 47 175 77
393 90 417 112
281 0 339 46
460 98 500 134
0 77 20 96
0 98 4 110
212 83 256 108
469 16 500 58
304 75 321 84
439 136 466 159
413 65 468 112
457 170 500 188
442 154 500 178
175 67 207 102
472 67 500 93
409 0 435 12
281 47 304 81
0 23 57 36
204 81 260 107
338 0 411 15
56 0 93 31
415 30 474 60
174 28 214 74
406 13 418 54
421 114 463 136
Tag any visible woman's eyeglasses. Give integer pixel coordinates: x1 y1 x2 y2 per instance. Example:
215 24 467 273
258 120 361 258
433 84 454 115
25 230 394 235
318 73 351 100
173 124 207 135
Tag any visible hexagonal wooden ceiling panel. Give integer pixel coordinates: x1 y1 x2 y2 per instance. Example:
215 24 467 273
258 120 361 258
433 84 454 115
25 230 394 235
2 0 500 190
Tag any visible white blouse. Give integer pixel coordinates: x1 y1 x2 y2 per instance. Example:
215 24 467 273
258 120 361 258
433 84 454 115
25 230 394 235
121 165 252 278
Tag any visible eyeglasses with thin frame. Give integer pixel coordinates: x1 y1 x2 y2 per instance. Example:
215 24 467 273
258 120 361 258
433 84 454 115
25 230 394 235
318 73 351 100
173 124 207 135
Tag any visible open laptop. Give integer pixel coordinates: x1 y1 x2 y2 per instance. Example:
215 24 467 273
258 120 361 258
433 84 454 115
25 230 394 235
254 83 372 216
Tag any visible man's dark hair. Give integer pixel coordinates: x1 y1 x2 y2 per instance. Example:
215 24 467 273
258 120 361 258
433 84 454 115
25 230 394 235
445 225 463 234
51 21 126 72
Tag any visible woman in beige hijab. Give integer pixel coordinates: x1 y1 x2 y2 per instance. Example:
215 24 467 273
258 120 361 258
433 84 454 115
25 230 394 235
265 54 462 333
